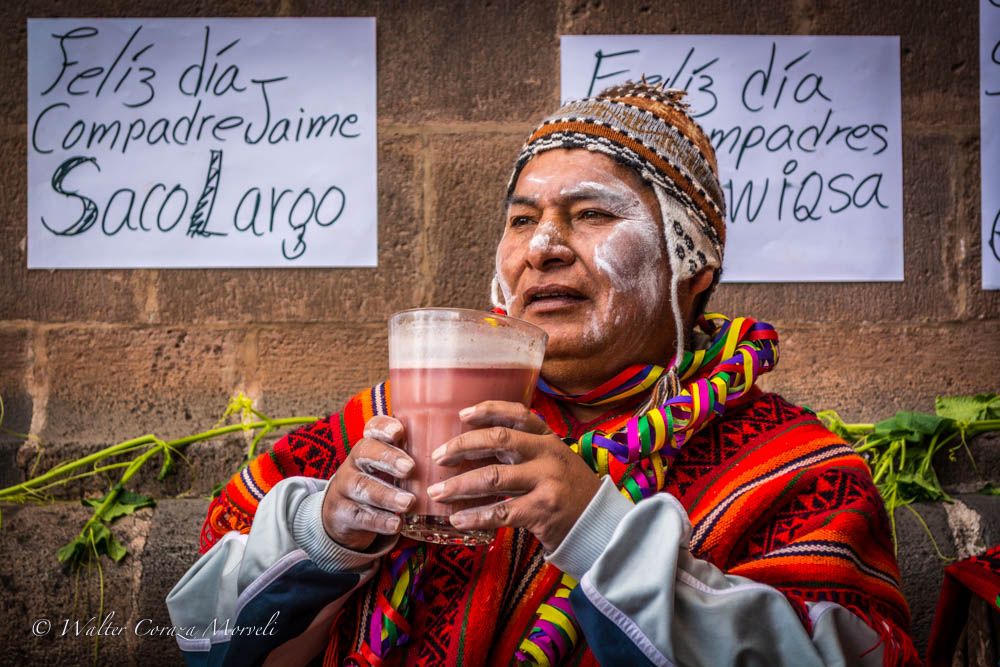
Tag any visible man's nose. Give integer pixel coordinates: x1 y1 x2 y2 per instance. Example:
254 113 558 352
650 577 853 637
526 220 574 269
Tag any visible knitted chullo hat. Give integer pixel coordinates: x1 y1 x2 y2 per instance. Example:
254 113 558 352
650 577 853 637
497 80 727 369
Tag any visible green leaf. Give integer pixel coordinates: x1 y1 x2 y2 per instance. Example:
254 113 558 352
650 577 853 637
895 411 950 436
89 523 128 562
57 535 88 565
895 472 947 502
872 415 905 435
935 394 1000 423
58 524 129 567
83 489 156 522
979 482 1000 496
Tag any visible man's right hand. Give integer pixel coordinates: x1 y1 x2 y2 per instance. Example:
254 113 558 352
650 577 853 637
320 415 416 551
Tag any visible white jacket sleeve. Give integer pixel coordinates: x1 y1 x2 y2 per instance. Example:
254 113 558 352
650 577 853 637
165 476 396 666
545 477 884 667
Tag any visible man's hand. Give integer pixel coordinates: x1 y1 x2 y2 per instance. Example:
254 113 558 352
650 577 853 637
427 401 602 552
320 416 416 551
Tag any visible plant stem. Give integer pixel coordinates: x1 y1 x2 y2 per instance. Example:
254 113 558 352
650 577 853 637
903 504 954 563
965 419 1000 437
4 462 135 501
0 436 155 500
0 418 317 501
843 423 875 437
88 528 105 665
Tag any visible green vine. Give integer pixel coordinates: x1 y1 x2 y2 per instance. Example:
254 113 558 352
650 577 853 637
817 393 1000 556
0 392 318 570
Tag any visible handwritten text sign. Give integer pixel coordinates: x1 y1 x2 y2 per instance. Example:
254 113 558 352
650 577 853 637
27 18 376 268
561 35 903 282
982 1 1000 290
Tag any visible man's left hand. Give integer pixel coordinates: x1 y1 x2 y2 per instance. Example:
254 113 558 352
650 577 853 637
427 400 602 552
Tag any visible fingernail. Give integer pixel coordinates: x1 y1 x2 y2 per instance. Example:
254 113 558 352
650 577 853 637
388 516 400 532
459 407 476 419
427 482 444 497
450 513 470 529
431 445 446 461
395 491 414 508
396 458 414 474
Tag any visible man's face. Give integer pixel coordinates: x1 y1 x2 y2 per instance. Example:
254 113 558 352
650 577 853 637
496 149 677 388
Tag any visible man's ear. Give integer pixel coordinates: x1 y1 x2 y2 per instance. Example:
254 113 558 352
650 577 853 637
680 267 717 328
689 267 715 299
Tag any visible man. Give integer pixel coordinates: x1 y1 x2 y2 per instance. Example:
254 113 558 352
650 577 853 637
168 82 919 666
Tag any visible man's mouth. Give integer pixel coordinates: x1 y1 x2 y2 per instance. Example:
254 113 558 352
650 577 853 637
523 284 588 311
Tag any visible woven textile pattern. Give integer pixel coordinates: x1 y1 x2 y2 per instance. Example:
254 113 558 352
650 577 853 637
201 386 918 666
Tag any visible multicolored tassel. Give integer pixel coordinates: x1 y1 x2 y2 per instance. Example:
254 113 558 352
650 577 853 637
517 314 778 662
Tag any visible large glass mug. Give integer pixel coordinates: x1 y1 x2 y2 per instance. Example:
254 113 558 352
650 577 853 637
388 308 547 546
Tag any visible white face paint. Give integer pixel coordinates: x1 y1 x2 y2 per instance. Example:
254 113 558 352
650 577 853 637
498 171 668 345
496 149 679 388
568 181 650 220
528 220 559 253
584 182 666 343
593 219 663 307
495 209 561 309
493 246 517 309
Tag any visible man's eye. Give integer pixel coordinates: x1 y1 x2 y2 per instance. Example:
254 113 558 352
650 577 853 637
577 209 611 221
509 216 535 227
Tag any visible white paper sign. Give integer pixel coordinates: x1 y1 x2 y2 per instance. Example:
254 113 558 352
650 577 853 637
561 35 903 282
27 18 376 268
982 1 1000 290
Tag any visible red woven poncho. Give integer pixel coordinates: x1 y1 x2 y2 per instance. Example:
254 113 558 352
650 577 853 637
200 385 919 666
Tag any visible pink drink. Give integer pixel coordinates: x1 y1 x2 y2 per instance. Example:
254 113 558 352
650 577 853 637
388 309 546 546
391 366 538 517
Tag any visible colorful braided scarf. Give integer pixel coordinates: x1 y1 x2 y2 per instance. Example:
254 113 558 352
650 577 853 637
357 314 779 665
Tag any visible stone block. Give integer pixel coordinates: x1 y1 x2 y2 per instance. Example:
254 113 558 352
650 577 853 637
0 327 32 435
937 432 1000 493
0 328 32 489
148 436 267 499
374 0 559 123
11 430 280 503
0 500 151 664
894 494 1000 655
133 498 207 666
254 322 388 419
807 0 978 126
41 326 241 447
559 0 800 34
711 133 960 324
426 133 526 309
10 323 312 501
155 135 424 324
164 0 283 17
252 0 560 123
761 321 1000 422
894 500 952 655
954 494 1000 552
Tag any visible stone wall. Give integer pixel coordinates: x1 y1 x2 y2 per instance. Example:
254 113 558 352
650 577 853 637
1 0 998 664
